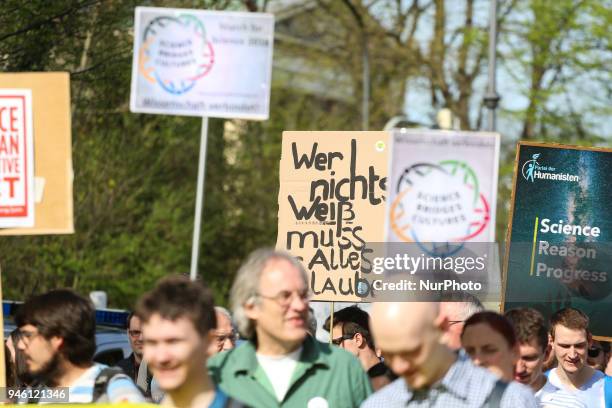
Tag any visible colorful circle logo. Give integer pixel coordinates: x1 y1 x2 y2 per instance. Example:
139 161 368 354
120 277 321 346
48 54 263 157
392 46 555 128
139 14 215 95
390 160 491 245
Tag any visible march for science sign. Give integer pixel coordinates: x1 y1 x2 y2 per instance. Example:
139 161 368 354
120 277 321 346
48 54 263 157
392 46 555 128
365 130 502 303
503 142 612 339
276 132 388 302
130 7 274 119
385 130 500 244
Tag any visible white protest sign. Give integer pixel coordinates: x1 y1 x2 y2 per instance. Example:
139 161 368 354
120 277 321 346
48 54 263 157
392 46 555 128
385 130 500 243
0 90 34 228
130 7 274 119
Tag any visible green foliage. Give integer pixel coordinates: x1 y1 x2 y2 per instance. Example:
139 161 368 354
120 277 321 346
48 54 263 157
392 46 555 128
499 0 611 141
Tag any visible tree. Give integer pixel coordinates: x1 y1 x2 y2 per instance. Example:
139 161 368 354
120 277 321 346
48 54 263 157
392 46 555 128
499 0 611 142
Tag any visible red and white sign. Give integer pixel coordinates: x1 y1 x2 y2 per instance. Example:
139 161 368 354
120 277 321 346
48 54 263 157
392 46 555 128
0 90 34 228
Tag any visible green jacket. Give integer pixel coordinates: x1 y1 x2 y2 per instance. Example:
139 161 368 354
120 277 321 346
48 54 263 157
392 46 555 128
208 335 372 408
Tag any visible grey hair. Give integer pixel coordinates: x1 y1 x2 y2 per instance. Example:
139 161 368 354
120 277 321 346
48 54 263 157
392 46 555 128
214 306 237 338
230 248 308 340
214 306 232 322
441 291 484 320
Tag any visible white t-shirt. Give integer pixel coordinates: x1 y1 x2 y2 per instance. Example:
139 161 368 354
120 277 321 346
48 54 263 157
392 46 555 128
256 346 302 402
538 367 605 408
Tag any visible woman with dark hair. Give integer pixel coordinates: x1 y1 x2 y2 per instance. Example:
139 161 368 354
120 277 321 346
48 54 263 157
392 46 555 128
461 311 519 382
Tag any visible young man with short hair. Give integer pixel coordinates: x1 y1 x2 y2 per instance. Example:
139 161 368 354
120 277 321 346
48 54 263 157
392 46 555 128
504 307 549 397
538 307 608 407
136 276 243 408
16 289 144 403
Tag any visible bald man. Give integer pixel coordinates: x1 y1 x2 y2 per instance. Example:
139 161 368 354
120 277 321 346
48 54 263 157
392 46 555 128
361 302 537 407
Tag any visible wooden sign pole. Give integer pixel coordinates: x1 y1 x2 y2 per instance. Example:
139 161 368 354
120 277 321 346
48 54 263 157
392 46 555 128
0 265 6 388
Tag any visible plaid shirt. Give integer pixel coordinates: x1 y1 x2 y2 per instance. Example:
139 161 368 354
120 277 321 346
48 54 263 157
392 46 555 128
361 352 537 408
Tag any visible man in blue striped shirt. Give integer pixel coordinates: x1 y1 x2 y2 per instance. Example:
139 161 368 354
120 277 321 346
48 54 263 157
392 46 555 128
361 302 537 408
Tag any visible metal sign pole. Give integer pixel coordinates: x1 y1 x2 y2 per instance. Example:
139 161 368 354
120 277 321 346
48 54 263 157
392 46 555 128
484 0 500 131
190 117 209 281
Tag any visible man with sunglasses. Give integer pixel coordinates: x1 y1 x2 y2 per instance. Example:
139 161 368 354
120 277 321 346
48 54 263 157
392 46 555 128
116 312 153 396
324 306 395 391
587 340 610 372
208 248 371 407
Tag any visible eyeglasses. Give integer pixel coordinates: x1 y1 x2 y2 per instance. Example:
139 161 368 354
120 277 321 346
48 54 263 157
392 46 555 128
448 320 465 327
588 347 602 358
215 331 236 344
257 289 311 307
128 330 143 338
331 334 355 346
18 329 41 347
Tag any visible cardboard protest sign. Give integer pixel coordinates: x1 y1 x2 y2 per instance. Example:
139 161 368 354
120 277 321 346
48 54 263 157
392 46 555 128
0 90 34 228
0 73 73 235
385 130 500 243
277 132 388 302
502 142 612 339
130 7 274 119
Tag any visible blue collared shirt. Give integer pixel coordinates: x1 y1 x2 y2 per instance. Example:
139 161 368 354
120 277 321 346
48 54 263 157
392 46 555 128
361 352 537 407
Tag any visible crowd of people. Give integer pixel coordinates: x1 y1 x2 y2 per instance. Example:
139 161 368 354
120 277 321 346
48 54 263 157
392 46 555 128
4 248 612 407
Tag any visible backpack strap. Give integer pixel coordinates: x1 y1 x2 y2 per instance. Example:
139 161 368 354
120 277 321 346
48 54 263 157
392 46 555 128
93 367 128 402
486 379 509 408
